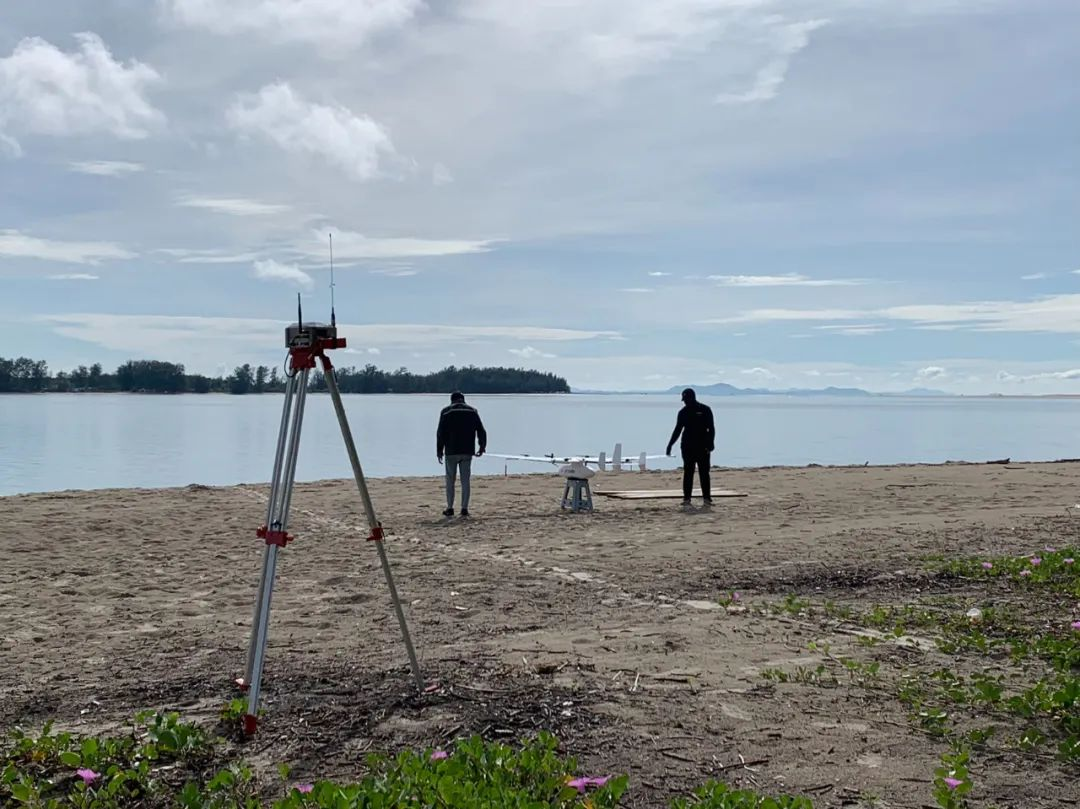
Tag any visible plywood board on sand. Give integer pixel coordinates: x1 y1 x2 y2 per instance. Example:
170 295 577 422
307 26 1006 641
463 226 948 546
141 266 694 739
595 488 747 499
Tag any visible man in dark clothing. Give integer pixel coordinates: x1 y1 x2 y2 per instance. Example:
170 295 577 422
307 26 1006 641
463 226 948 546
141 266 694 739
666 388 715 506
436 391 487 517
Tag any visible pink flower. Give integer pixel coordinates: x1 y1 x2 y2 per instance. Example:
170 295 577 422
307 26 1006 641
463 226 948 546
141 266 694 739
567 776 610 792
943 777 963 790
1031 557 1042 566
981 562 993 570
76 769 99 785
732 592 740 602
430 750 449 761
1071 621 1080 631
1045 547 1057 553
1020 570 1032 577
1066 559 1075 565
295 784 313 794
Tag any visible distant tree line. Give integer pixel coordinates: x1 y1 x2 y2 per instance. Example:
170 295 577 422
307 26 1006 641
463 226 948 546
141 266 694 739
0 356 569 395
309 364 569 394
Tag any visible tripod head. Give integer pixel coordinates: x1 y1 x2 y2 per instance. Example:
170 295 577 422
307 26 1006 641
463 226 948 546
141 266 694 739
285 321 341 349
285 293 345 359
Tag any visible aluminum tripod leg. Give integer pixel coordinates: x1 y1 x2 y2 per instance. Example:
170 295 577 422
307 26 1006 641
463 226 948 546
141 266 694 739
243 372 297 686
321 357 424 691
241 368 309 734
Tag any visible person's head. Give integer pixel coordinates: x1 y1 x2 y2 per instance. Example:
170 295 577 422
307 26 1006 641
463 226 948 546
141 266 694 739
681 387 696 404
450 391 465 404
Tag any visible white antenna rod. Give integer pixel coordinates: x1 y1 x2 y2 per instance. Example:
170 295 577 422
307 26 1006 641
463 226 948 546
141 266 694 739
329 232 336 328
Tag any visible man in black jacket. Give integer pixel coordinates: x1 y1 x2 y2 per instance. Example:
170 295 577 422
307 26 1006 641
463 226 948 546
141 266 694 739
666 388 715 506
436 391 487 517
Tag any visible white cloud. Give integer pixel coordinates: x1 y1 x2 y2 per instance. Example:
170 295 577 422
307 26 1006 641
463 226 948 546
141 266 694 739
354 323 620 346
577 2 734 76
477 1 828 99
162 0 423 46
815 323 891 336
39 314 621 367
709 273 868 287
509 346 556 360
0 230 134 265
916 366 947 380
997 369 1080 383
741 366 778 381
294 227 494 260
479 1 727 82
0 132 20 157
708 294 1080 334
1021 272 1047 280
48 273 98 281
226 83 397 182
251 259 313 288
621 287 654 293
838 327 890 336
883 296 1080 334
69 160 144 176
648 271 671 277
432 163 453 186
177 196 291 216
708 307 864 324
0 33 163 152
715 19 828 104
155 248 264 264
370 265 419 277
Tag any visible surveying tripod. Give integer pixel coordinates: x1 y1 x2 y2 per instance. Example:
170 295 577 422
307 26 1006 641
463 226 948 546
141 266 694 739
236 318 423 736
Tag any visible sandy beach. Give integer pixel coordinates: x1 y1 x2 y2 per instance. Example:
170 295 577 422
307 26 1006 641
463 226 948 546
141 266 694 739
3 461 1080 807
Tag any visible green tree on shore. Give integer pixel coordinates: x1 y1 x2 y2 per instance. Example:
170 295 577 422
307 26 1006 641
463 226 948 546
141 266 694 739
0 355 570 395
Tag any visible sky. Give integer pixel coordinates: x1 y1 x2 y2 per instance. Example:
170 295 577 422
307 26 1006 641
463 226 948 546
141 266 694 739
1 0 1079 394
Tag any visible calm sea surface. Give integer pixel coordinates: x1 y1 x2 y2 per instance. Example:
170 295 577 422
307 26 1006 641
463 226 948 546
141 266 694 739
0 393 1077 496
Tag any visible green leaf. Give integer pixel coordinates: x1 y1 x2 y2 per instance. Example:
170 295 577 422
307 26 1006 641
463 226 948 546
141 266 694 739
80 737 99 760
9 783 32 803
157 729 179 751
208 768 236 790
59 751 82 768
436 774 460 804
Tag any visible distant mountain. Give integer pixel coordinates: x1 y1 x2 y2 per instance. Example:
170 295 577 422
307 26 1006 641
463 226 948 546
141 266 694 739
893 387 950 397
570 383 954 397
665 382 742 396
664 383 874 397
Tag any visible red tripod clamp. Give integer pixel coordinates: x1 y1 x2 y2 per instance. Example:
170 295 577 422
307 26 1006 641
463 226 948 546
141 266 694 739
257 525 295 547
367 524 385 543
289 336 347 371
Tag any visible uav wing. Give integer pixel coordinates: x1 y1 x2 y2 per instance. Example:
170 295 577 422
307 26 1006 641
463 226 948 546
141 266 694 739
487 452 600 465
609 453 667 463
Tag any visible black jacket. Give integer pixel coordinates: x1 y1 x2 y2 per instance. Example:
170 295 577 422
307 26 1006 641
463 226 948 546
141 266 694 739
437 402 487 457
668 401 715 452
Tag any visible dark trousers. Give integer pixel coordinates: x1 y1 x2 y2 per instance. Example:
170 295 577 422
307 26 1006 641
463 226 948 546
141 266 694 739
681 447 711 500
